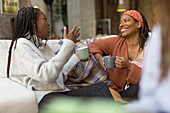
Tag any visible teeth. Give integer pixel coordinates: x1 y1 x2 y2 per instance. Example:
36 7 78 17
121 29 127 32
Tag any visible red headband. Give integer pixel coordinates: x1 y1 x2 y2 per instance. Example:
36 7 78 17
122 10 143 29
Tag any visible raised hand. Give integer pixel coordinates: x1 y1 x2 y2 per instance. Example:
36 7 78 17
63 25 80 43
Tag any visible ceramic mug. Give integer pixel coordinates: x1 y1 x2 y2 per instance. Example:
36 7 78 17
77 46 89 60
104 57 116 68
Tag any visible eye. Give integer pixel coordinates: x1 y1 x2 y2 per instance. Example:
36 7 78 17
124 19 130 22
44 17 47 20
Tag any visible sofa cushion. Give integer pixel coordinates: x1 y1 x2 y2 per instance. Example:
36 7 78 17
0 40 11 77
0 78 38 113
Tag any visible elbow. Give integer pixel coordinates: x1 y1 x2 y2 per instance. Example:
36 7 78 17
38 72 60 84
41 77 54 84
36 62 61 84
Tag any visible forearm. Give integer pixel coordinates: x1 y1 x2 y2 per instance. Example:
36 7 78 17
127 60 134 71
62 54 80 81
93 53 103 63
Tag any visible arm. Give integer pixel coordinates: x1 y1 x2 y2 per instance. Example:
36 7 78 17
18 39 75 84
62 54 80 81
93 53 106 70
89 37 118 56
89 36 120 70
18 26 80 84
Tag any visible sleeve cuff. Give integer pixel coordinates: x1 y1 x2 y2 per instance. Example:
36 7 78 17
63 39 75 46
62 54 80 81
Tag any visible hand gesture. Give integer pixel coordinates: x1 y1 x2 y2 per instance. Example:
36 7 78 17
63 25 80 43
115 56 133 70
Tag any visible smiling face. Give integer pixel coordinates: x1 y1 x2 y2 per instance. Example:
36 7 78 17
34 10 50 39
119 15 141 38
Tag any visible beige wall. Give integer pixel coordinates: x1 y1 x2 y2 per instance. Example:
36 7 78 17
67 0 96 39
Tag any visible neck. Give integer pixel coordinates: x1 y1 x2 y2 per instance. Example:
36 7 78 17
126 32 140 48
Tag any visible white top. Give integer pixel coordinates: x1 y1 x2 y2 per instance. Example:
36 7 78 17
10 35 80 103
125 25 170 112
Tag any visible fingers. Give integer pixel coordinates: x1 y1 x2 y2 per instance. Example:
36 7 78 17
116 56 123 60
71 25 77 33
115 64 122 69
100 57 106 70
102 65 107 71
74 27 80 35
63 26 67 39
76 32 80 38
75 39 80 43
75 52 79 58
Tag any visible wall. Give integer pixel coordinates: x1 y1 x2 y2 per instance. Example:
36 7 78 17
137 0 158 29
0 0 27 39
0 0 47 39
67 0 96 39
95 0 120 35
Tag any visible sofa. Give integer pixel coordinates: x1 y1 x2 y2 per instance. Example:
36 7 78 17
0 35 118 113
0 40 38 113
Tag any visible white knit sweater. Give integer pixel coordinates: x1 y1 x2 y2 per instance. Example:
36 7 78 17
10 37 80 103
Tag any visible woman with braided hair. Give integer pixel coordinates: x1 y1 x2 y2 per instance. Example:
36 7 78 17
89 10 150 99
7 7 114 111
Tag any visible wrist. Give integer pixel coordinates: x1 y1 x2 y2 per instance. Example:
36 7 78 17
128 60 133 70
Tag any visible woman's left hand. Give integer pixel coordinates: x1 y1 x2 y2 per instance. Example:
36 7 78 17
63 25 80 43
115 56 133 70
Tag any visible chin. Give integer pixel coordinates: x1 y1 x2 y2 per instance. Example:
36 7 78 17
121 33 129 38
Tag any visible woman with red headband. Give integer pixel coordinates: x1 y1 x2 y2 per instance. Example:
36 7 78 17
89 10 150 99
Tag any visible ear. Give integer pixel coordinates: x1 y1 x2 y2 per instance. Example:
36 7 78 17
31 20 36 27
138 22 142 28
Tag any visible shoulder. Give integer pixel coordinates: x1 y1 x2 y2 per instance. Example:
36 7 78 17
17 38 34 46
15 38 39 52
90 35 125 44
103 35 124 41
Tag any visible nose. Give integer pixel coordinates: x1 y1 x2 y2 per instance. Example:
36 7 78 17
119 21 125 27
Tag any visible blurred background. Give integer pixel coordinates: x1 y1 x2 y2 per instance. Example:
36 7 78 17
0 0 158 40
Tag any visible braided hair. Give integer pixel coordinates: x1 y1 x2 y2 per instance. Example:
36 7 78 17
7 7 40 78
138 12 151 49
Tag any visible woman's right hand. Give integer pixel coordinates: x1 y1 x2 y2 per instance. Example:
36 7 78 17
63 25 80 43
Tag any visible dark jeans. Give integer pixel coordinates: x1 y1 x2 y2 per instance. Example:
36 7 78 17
39 82 113 110
120 84 139 100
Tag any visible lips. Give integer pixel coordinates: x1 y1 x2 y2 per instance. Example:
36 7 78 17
120 28 128 33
